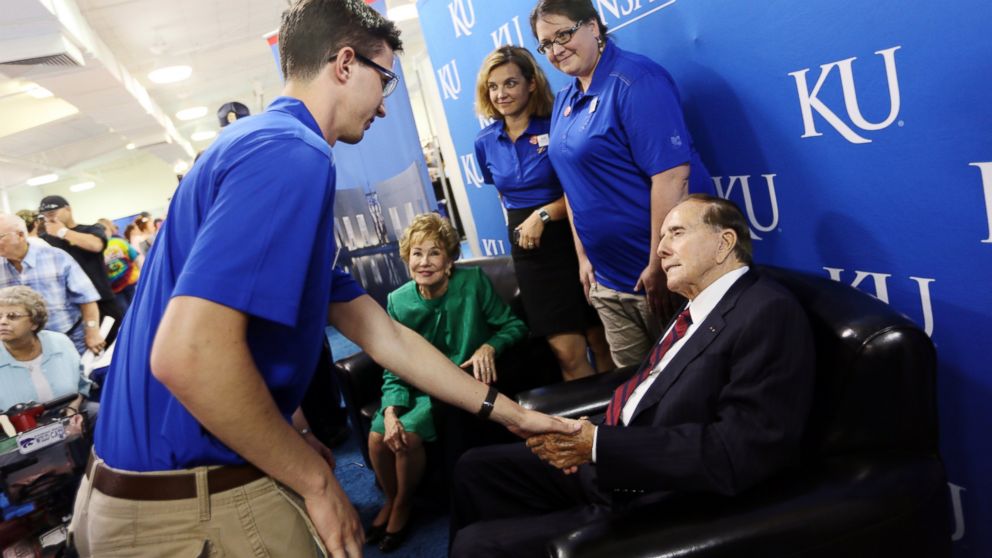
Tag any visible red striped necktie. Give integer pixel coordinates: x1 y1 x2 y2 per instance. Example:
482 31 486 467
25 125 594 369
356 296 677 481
604 308 693 426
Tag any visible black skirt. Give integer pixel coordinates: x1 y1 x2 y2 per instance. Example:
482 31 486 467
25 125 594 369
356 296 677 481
507 205 600 337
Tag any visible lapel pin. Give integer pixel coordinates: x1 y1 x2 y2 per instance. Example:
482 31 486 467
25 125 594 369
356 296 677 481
563 105 572 117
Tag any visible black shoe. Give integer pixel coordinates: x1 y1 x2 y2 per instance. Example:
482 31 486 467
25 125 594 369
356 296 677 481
377 524 411 553
365 522 387 545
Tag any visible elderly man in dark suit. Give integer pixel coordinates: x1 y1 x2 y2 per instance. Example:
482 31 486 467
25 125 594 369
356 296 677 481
450 194 815 557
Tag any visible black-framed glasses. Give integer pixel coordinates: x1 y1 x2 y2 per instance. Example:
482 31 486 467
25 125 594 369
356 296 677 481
536 20 585 55
329 52 399 97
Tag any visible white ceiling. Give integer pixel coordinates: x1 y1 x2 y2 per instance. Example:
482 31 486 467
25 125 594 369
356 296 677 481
0 0 424 194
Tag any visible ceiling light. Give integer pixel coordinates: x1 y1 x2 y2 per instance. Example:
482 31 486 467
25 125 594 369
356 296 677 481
174 161 189 173
191 130 217 142
69 181 96 193
26 174 59 187
148 65 192 84
126 143 136 150
175 106 208 121
387 4 418 22
25 85 54 99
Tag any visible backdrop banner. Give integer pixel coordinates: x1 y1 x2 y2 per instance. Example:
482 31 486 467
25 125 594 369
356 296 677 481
417 1 991 555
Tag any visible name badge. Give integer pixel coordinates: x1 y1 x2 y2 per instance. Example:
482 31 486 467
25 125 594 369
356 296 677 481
536 134 550 147
589 97 599 114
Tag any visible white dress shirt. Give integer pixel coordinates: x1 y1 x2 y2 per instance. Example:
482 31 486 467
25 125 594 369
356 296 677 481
593 266 749 462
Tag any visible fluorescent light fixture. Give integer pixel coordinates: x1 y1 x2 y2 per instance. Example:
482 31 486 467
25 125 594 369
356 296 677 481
387 4 418 22
25 85 54 99
174 161 190 173
125 143 136 150
69 181 96 193
191 130 217 142
148 65 192 84
26 174 59 187
175 106 208 121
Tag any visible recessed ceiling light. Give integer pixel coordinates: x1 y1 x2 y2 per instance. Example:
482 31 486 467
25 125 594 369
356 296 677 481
148 65 192 84
69 181 96 193
26 174 59 186
126 143 136 150
25 85 54 99
191 130 217 142
175 106 208 121
174 161 190 173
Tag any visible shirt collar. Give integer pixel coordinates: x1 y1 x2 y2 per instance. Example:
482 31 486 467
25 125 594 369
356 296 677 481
20 243 37 268
686 266 750 325
266 96 324 139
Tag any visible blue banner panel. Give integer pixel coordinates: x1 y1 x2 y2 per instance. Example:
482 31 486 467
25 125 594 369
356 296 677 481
418 0 991 555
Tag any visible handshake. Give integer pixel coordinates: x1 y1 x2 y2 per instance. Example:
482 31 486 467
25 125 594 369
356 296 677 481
524 416 597 475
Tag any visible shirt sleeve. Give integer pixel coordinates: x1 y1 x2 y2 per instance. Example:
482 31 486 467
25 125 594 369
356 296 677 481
475 268 527 355
329 267 364 303
617 70 692 177
474 135 495 185
173 138 333 327
62 255 100 304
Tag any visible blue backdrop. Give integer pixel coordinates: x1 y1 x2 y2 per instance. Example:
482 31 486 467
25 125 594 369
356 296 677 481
417 0 991 555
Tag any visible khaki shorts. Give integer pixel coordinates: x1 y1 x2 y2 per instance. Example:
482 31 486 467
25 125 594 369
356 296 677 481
69 456 326 558
588 284 662 368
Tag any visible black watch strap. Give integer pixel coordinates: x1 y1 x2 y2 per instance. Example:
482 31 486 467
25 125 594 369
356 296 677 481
477 385 499 419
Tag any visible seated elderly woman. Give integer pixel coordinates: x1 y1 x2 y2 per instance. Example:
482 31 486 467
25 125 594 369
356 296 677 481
0 286 90 434
366 213 527 552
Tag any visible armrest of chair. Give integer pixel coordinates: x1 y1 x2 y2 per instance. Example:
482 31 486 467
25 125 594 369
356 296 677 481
515 366 637 419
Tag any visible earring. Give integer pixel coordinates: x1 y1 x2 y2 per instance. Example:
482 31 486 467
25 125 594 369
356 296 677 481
596 36 604 51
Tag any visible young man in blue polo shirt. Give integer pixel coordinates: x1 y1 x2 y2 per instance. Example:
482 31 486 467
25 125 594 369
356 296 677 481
70 2 574 557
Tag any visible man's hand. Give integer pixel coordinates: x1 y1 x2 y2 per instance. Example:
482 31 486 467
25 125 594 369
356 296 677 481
42 216 66 237
577 254 596 303
515 212 545 250
634 261 667 317
460 343 497 384
84 327 106 354
383 409 408 453
303 476 363 558
505 410 582 439
526 418 595 474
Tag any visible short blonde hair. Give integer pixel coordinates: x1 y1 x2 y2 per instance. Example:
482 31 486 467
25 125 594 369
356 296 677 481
0 285 48 332
475 46 555 121
398 213 460 263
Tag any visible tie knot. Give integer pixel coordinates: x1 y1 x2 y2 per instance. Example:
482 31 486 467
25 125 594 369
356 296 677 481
674 309 692 336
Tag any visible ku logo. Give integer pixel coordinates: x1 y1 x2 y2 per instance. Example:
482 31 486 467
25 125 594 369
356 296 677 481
822 267 935 336
481 237 508 256
477 114 495 129
789 46 902 144
459 153 485 188
711 174 780 240
969 162 992 243
448 0 475 38
437 59 461 100
491 15 524 48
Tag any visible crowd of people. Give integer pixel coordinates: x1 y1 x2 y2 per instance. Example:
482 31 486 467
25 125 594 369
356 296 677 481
0 1 820 557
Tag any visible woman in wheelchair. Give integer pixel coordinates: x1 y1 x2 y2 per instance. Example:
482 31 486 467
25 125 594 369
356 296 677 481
366 213 527 552
0 286 91 435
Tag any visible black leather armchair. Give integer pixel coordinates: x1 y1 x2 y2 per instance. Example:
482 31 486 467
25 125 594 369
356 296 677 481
333 256 559 468
516 266 951 558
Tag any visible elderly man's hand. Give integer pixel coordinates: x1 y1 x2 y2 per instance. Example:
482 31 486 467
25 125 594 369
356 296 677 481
84 328 106 354
526 418 595 474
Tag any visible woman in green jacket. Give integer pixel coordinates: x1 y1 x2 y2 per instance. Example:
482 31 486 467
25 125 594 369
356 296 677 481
366 213 527 552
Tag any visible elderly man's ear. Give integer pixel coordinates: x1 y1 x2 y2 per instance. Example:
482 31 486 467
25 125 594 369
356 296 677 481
716 229 737 264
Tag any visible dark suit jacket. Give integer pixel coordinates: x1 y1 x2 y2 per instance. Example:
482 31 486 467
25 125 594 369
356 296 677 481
594 268 815 497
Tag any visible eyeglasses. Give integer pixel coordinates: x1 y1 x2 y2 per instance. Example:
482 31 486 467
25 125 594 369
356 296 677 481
329 52 399 98
536 21 586 55
0 312 29 321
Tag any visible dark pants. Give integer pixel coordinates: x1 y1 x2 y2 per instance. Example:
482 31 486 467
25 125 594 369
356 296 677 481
449 443 611 558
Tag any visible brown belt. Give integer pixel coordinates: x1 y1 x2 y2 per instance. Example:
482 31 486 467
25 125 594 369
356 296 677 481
86 453 266 501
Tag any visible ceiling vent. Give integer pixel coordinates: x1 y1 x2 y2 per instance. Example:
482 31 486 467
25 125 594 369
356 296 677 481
0 34 85 67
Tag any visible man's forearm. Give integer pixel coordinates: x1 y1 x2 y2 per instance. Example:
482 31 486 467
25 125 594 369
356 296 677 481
64 229 105 252
80 302 100 324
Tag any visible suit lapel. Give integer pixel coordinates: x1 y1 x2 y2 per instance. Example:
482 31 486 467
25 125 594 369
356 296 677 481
628 270 759 424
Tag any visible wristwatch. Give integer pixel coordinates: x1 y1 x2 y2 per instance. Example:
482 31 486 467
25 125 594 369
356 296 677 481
537 208 551 223
56 228 69 239
83 320 99 329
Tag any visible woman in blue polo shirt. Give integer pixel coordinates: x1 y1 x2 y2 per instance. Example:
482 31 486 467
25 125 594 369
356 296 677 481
530 0 715 367
474 45 611 380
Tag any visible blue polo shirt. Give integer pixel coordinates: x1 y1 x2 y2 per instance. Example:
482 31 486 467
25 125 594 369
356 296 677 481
94 96 364 471
549 42 714 293
474 116 563 209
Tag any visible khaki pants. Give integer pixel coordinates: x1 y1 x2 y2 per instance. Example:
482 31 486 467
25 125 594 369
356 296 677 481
69 456 326 558
589 284 662 368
